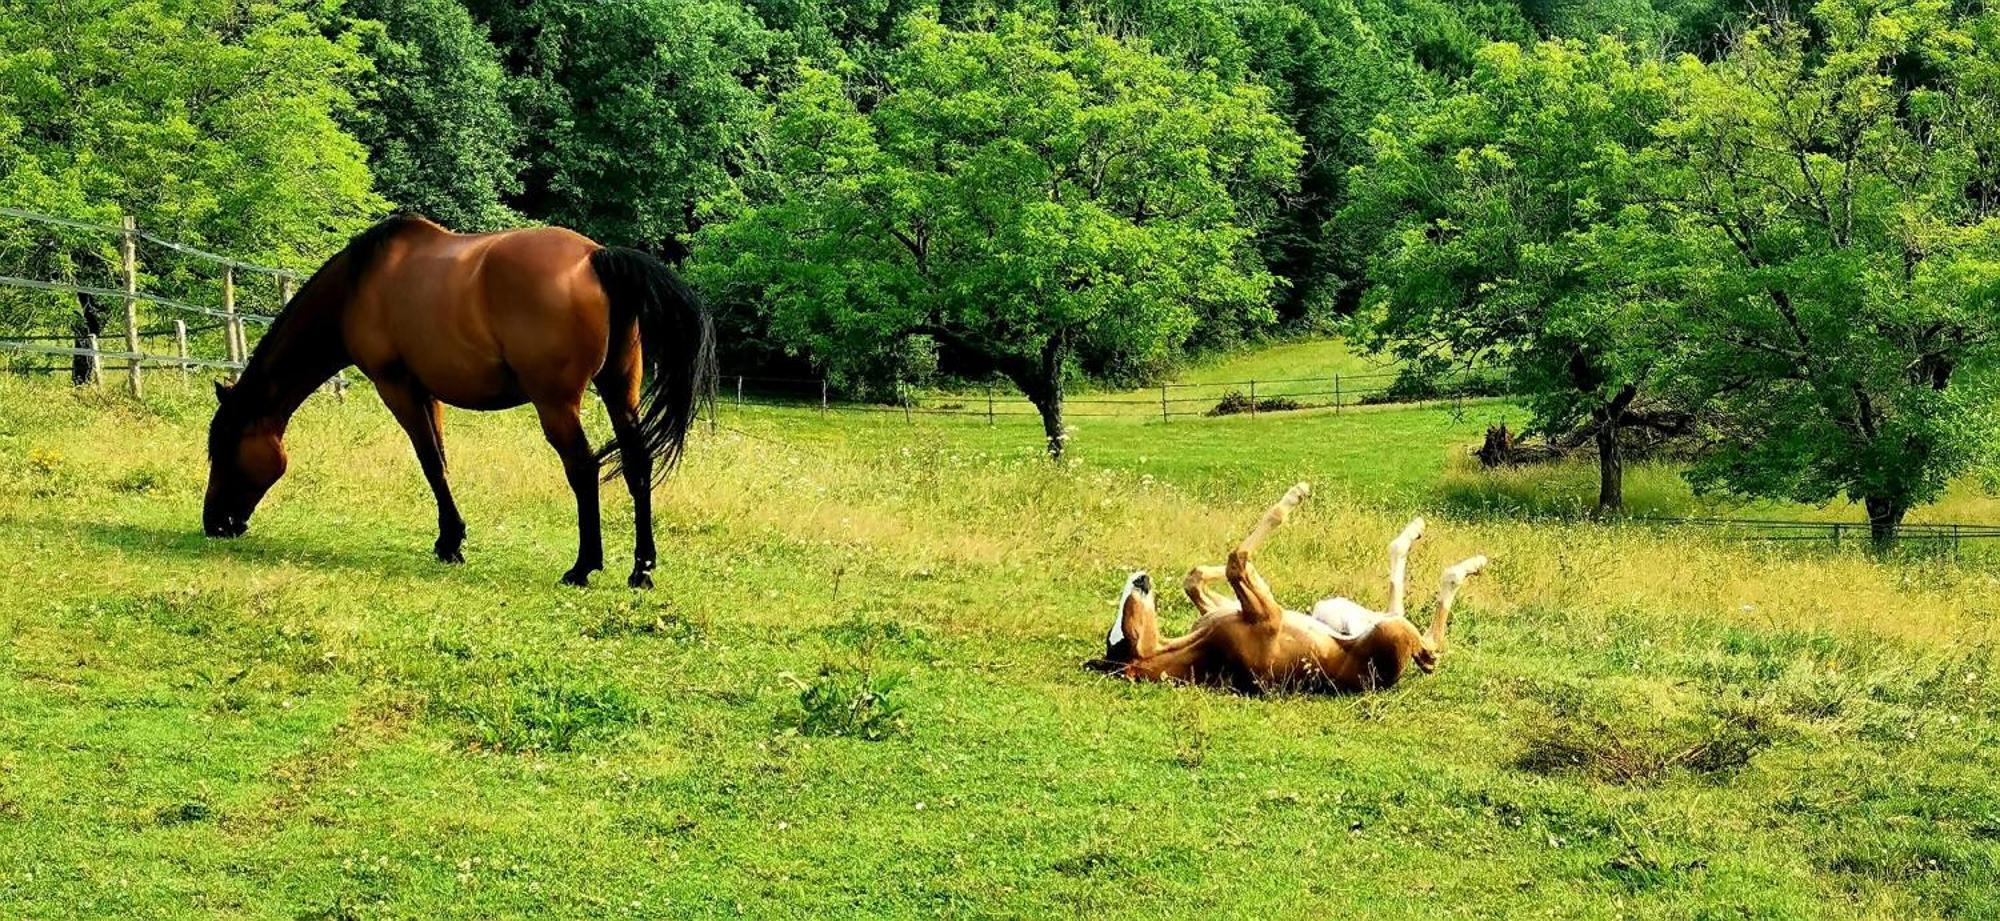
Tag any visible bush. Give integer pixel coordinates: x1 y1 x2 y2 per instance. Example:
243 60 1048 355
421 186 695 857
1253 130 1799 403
783 666 908 741
1357 369 1510 406
1207 391 1303 416
442 669 646 754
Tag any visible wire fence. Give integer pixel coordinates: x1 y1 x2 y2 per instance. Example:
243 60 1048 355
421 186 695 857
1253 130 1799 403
0 206 326 396
1625 516 2000 553
712 368 1503 421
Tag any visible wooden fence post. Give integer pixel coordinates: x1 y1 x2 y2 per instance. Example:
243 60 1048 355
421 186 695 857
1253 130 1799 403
119 216 142 397
820 379 828 416
1334 374 1341 413
1160 384 1169 422
86 334 103 388
1249 380 1257 417
223 265 242 365
902 393 912 423
987 384 995 425
736 375 744 408
173 320 189 375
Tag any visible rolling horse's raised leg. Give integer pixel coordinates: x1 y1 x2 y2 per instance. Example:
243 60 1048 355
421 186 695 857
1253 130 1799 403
1225 482 1310 628
1426 555 1489 655
375 375 467 563
535 397 603 587
1182 564 1236 618
1387 517 1425 617
595 333 656 590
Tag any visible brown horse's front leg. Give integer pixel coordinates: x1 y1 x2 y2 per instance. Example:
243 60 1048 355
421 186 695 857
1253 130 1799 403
375 377 467 564
536 400 603 587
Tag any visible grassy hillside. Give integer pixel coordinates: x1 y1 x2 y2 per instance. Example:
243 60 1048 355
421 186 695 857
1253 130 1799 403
1 375 1997 919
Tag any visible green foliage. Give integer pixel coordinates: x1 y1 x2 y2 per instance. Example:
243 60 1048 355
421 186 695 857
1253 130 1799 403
0 0 382 328
693 14 1300 454
1346 36 1676 509
784 666 909 740
346 0 521 229
464 0 775 248
1657 0 2000 535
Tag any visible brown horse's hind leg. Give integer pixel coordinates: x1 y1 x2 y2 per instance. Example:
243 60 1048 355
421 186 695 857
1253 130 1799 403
535 398 603 587
375 376 467 563
596 338 656 589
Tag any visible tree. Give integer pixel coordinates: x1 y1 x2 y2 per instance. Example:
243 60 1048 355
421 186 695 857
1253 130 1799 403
462 0 773 250
1656 0 2000 545
0 0 381 353
1344 37 1681 514
346 0 521 230
693 14 1300 457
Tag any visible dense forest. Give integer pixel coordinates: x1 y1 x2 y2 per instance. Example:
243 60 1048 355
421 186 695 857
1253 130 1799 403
2 0 1998 531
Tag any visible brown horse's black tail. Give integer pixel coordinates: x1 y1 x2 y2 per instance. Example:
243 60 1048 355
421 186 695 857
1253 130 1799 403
588 246 717 483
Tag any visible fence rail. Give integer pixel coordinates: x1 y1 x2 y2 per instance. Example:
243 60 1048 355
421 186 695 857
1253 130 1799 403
0 206 302 279
0 206 326 397
713 369 1495 420
0 207 305 397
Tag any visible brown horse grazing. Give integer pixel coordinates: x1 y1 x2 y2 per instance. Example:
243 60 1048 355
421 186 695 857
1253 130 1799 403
203 215 715 587
1090 483 1488 693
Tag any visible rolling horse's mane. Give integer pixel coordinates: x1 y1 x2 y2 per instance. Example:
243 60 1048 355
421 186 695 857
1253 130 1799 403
208 214 430 463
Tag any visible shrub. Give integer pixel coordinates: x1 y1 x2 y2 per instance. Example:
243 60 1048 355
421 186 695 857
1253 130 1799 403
783 666 908 741
442 669 646 754
1207 391 1303 416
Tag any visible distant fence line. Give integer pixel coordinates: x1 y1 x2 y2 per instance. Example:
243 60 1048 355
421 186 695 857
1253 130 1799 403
1626 516 2000 551
713 369 1497 421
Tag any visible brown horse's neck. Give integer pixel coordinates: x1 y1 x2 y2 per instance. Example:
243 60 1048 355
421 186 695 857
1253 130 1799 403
231 269 354 433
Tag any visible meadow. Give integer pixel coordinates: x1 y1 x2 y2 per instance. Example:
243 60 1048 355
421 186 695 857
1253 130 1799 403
2 368 1998 919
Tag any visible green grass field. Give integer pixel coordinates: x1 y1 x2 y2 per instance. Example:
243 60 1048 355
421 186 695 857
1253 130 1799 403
2 369 1998 919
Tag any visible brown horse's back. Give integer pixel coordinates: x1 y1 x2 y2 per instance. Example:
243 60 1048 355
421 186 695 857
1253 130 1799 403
344 220 611 410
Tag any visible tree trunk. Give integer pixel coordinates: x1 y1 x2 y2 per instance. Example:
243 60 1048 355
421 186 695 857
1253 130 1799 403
70 291 104 386
1033 390 1066 460
1864 495 1906 550
1591 384 1638 518
1594 419 1623 518
1011 335 1069 461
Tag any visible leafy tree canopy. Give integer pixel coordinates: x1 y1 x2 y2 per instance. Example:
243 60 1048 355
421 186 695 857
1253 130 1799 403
346 0 522 230
693 13 1301 456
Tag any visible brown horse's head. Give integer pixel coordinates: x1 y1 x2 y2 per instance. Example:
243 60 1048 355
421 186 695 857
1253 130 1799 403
204 381 287 537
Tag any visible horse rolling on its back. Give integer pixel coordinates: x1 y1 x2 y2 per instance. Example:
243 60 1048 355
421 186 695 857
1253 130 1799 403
203 215 715 587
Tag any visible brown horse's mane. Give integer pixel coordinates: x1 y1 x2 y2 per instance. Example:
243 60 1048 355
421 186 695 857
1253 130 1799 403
208 214 430 462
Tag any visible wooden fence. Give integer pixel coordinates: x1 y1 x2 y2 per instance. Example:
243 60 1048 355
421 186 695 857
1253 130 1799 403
0 206 300 395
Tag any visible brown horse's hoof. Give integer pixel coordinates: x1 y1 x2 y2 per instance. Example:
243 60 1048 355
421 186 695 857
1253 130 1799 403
628 571 654 590
560 568 593 588
436 545 465 565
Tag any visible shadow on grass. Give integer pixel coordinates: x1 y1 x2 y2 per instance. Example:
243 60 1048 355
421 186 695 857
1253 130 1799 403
49 516 531 585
